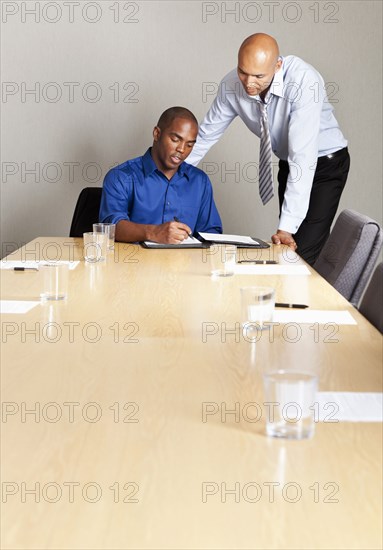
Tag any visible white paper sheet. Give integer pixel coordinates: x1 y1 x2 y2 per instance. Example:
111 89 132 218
0 261 80 270
272 309 357 325
199 232 261 245
234 264 311 275
0 300 40 314
316 392 383 422
143 236 202 247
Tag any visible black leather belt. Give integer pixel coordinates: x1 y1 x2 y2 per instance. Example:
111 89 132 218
279 147 348 168
320 147 348 160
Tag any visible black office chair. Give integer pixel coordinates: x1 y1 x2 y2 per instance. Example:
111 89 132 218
69 187 103 237
313 209 383 306
358 263 383 333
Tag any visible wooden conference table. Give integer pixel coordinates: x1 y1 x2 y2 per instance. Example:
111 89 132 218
1 237 382 550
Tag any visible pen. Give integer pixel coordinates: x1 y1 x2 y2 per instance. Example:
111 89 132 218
238 260 277 264
275 303 309 309
13 267 39 271
173 217 192 237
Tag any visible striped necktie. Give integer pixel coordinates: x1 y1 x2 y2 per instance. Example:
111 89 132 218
258 101 274 205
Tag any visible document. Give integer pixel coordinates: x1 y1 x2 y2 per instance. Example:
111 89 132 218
197 232 269 248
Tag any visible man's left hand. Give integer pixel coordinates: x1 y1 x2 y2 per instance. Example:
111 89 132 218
271 230 297 251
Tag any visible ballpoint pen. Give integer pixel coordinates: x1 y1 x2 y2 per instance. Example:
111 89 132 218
237 260 277 264
13 267 39 271
275 303 309 309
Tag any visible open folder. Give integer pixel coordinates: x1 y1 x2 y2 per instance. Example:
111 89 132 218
142 232 270 249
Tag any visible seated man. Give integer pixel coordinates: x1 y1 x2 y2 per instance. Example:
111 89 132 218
99 106 223 244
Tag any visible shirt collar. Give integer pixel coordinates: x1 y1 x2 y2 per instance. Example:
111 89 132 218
142 148 190 180
269 58 284 98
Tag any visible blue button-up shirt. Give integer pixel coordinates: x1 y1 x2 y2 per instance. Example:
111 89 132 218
186 56 348 234
99 148 222 234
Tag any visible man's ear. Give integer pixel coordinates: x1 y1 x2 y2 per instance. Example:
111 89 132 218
275 58 283 73
153 126 161 142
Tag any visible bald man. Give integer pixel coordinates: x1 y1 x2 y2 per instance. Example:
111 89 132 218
100 106 222 244
187 33 350 265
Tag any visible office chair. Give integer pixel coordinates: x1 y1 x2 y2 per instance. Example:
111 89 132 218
358 263 383 333
69 187 103 237
313 209 383 306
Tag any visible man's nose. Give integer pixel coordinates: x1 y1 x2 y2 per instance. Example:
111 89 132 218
176 141 185 153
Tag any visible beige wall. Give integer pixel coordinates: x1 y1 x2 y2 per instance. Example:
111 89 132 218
1 0 382 255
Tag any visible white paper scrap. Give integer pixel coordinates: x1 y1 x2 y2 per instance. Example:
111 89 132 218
0 300 40 314
0 261 79 270
234 264 311 275
316 392 383 422
272 309 357 325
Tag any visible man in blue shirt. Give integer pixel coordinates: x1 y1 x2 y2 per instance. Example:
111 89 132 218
99 106 222 244
186 33 350 265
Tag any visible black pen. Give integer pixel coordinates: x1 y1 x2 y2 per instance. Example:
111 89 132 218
275 303 309 309
13 267 38 271
173 217 192 237
238 260 277 264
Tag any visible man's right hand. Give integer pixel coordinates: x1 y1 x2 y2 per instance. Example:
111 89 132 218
146 221 192 244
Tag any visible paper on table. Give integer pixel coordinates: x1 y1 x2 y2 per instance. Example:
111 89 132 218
199 232 260 245
143 236 202 247
234 264 311 275
0 261 80 270
316 392 383 422
272 309 357 325
0 300 40 314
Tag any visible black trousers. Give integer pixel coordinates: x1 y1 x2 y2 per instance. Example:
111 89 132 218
278 147 350 266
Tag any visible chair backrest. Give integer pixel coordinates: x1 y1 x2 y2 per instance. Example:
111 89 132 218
313 209 383 306
358 263 383 333
69 187 103 237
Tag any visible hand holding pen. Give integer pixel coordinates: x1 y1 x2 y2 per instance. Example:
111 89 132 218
173 217 193 238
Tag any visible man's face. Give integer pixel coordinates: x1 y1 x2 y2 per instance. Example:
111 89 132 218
152 118 197 177
237 49 282 97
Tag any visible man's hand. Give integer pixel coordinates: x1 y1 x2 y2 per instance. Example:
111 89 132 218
147 221 192 244
271 230 297 251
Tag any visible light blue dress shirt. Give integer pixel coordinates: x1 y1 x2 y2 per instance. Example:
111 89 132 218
99 148 222 234
186 56 348 233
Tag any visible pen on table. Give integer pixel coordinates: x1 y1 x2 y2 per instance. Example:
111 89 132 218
238 260 277 264
173 217 192 237
13 267 39 271
275 303 309 309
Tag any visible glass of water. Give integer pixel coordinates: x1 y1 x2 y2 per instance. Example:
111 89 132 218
241 286 275 334
263 370 318 439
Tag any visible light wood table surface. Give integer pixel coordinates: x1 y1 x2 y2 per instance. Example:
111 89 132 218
1 238 382 550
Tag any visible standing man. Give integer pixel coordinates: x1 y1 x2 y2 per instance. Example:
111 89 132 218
186 33 350 265
100 106 222 243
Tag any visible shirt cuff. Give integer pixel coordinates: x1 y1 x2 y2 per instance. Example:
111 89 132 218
278 213 304 235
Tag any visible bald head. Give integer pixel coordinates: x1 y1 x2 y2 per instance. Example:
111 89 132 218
239 33 280 65
237 33 282 98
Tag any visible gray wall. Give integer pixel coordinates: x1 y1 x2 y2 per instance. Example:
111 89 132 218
1 0 382 255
